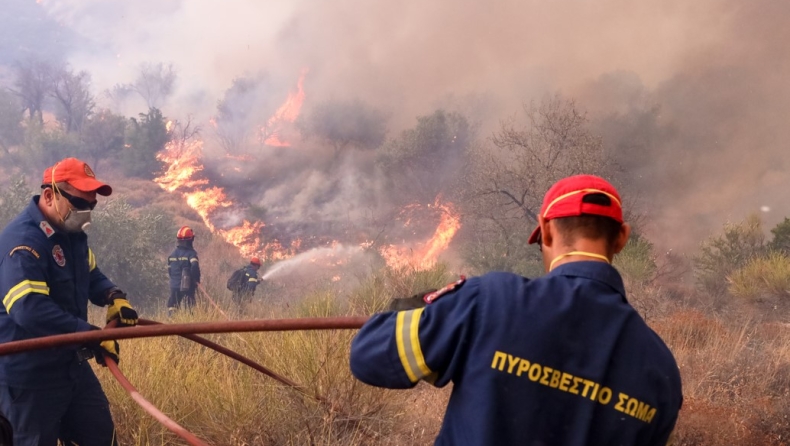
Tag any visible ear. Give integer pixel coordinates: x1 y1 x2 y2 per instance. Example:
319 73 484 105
41 187 54 205
539 215 553 248
613 223 631 254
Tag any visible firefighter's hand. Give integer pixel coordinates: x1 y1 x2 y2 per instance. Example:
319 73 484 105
106 289 139 327
388 289 437 312
88 326 120 366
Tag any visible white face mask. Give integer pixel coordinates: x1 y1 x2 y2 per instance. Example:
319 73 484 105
53 191 92 233
61 208 92 233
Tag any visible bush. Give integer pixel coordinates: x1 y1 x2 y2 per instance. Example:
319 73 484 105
694 214 765 298
614 233 657 284
769 217 790 255
0 176 34 228
462 230 543 278
727 251 790 302
90 198 175 310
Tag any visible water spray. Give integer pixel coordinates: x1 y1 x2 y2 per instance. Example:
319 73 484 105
262 244 364 280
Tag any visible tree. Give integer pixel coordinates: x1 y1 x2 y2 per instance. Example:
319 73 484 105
123 107 169 179
462 96 618 274
131 63 177 109
49 67 94 133
79 109 127 170
377 110 471 204
213 76 265 152
11 59 53 124
0 89 24 154
298 99 388 153
0 176 33 229
89 198 175 310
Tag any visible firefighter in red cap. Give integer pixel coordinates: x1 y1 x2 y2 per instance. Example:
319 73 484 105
167 226 201 315
0 157 139 445
227 257 262 306
350 174 682 446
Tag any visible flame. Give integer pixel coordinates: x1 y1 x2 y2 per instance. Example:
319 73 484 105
380 198 462 271
153 71 310 259
262 70 308 147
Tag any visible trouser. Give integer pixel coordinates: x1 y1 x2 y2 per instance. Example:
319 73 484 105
167 288 196 311
0 363 117 446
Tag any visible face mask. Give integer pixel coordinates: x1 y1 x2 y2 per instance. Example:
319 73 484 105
53 192 92 233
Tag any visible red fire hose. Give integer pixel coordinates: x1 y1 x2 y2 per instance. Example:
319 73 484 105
0 317 369 445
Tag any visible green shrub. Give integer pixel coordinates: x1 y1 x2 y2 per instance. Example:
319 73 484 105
769 217 790 255
613 233 656 284
694 214 765 297
728 251 790 302
90 198 175 310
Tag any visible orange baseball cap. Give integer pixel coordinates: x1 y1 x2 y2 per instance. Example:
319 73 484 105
527 174 623 244
42 158 112 196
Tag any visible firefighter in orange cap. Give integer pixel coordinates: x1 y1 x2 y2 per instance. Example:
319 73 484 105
228 257 262 306
0 157 139 445
167 226 201 315
350 174 682 446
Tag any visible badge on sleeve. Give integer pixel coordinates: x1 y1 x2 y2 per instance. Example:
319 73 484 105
52 245 66 267
39 221 55 238
9 246 40 259
423 275 467 304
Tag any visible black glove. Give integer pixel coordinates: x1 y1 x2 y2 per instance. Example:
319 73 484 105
388 289 437 311
105 288 139 327
87 326 120 366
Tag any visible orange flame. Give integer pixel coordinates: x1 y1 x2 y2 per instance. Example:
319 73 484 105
380 198 461 271
262 70 308 147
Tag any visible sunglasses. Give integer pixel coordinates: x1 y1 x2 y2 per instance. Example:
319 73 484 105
42 186 98 211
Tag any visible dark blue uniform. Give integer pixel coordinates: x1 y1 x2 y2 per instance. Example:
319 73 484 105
231 265 260 305
166 244 200 310
0 197 117 445
351 262 682 446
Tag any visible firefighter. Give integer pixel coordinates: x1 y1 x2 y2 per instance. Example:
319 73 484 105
350 174 683 446
167 226 201 315
0 157 139 446
230 257 262 306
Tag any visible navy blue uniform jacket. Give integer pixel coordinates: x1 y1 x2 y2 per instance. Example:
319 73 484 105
0 197 115 388
350 262 682 446
167 246 200 290
238 265 260 294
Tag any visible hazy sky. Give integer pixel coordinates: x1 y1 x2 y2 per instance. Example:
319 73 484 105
30 0 790 253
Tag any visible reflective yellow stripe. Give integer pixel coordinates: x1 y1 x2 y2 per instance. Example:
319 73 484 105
395 308 432 383
248 278 257 282
88 248 97 271
190 258 199 263
3 280 50 312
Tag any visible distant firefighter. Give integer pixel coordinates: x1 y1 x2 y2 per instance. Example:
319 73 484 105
227 257 262 306
167 226 201 315
350 174 683 445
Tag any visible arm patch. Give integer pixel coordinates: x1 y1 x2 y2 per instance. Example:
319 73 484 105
9 246 40 259
423 276 466 304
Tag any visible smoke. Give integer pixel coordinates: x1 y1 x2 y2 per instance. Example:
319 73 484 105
20 0 790 255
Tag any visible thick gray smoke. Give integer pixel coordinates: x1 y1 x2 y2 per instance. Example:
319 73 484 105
13 0 790 255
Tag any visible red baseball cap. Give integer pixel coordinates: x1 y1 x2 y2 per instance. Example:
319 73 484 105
42 158 112 196
250 257 262 266
527 174 623 244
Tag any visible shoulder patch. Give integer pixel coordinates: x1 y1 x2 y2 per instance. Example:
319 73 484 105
52 245 66 267
9 245 40 259
39 221 55 238
423 275 467 304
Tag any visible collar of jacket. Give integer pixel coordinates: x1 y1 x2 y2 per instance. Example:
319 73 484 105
546 260 627 302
